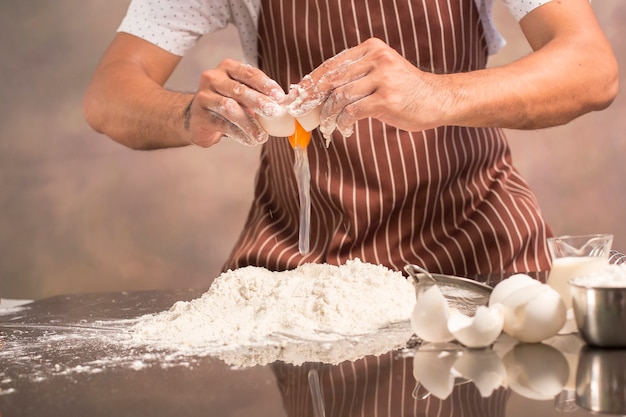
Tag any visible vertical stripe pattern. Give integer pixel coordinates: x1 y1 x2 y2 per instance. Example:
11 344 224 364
271 352 510 417
223 0 552 276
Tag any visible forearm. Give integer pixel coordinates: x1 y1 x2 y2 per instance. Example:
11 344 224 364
437 0 619 131
84 61 192 150
438 40 618 130
85 32 280 149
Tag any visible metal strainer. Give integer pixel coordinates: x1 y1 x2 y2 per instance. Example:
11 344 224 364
404 265 493 316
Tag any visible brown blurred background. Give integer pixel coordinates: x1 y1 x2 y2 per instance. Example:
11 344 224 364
0 1 624 300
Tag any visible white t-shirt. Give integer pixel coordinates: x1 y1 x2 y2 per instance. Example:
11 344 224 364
117 0 552 65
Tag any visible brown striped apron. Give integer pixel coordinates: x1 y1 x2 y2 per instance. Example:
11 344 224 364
223 0 552 276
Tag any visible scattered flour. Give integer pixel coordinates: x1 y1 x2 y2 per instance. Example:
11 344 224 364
0 259 416 388
130 258 415 365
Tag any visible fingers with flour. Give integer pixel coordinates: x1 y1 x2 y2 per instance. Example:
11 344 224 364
187 59 287 147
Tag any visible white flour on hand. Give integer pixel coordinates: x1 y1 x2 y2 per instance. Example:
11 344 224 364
130 258 415 366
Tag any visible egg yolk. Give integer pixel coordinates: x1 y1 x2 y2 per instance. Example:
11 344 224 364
288 120 311 149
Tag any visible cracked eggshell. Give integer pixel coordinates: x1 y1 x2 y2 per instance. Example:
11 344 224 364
295 105 322 132
452 349 507 397
255 106 296 137
489 274 540 306
499 283 566 343
411 285 454 343
502 343 569 400
447 305 504 348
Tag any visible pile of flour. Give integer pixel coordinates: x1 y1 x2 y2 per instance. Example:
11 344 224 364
130 259 415 363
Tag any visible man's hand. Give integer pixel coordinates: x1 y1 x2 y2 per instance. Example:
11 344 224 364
286 38 445 140
185 59 287 147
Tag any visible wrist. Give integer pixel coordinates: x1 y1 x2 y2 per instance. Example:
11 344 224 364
183 95 195 132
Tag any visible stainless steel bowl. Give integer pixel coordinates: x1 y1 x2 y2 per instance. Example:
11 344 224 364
570 281 626 347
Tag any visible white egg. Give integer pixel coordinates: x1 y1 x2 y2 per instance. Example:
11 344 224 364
447 305 504 348
413 347 461 400
411 285 454 343
499 283 566 343
489 273 540 306
452 349 507 397
255 107 296 137
502 343 569 400
295 105 322 132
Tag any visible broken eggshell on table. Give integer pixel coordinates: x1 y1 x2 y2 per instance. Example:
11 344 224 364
410 273 567 347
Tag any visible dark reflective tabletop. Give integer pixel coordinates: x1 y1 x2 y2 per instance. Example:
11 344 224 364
1 277 625 417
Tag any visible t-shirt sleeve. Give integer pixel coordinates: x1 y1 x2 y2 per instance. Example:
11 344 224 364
501 0 553 21
117 0 231 56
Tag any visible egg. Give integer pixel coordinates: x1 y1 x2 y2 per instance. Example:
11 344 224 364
489 273 540 306
411 285 454 343
256 103 322 138
295 105 322 132
447 305 504 348
502 343 569 400
452 349 507 397
489 274 566 343
412 346 462 400
558 308 578 335
498 283 566 343
255 107 296 137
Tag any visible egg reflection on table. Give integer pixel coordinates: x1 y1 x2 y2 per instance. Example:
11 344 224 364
412 344 463 400
410 340 570 402
545 334 585 391
411 343 509 401
502 343 569 400
452 349 507 397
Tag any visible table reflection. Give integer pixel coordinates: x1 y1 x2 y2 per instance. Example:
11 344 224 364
268 332 626 417
576 347 626 414
2 287 626 417
272 351 509 417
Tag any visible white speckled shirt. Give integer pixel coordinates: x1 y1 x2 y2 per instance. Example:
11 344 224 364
117 0 553 64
